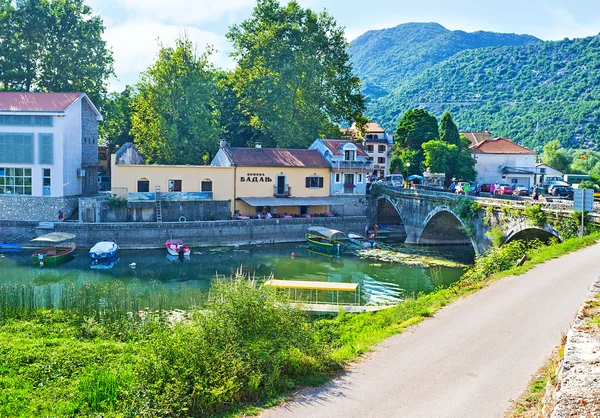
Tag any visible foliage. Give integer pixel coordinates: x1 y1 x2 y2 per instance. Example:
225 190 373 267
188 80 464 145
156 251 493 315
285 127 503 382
368 35 600 151
227 0 367 149
99 87 135 153
438 111 461 147
486 226 505 248
392 108 438 175
0 0 113 104
542 140 572 173
130 37 220 164
450 197 481 221
422 139 476 181
105 195 127 210
348 22 538 99
524 204 546 228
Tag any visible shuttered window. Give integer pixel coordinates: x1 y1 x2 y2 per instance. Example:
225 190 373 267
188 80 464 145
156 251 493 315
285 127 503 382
306 176 324 188
0 115 52 126
38 133 53 164
0 133 34 164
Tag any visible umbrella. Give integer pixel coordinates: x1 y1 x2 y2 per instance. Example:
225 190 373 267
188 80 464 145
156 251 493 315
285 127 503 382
407 175 424 181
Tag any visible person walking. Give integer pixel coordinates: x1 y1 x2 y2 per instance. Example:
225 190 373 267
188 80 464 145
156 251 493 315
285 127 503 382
463 182 470 195
365 224 369 238
494 181 500 196
450 181 456 193
373 224 379 239
533 184 540 201
490 183 495 196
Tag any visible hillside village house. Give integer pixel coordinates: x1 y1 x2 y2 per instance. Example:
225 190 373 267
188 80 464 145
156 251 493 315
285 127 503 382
0 92 102 198
467 135 537 188
309 139 373 194
345 121 394 177
534 163 564 185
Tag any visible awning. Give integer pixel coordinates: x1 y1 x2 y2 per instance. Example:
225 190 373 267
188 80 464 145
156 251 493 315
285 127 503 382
238 196 340 207
31 232 76 243
264 279 359 292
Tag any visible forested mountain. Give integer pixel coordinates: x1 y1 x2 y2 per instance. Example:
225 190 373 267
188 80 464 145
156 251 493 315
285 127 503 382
349 22 539 98
368 35 600 151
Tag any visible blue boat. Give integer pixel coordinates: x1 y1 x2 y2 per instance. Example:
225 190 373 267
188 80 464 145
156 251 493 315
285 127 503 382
89 240 119 260
0 242 22 249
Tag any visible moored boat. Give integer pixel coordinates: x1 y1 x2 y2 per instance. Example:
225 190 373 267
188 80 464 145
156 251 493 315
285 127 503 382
164 240 191 256
89 239 119 260
305 227 346 252
90 257 120 270
31 233 76 267
0 242 22 250
348 233 379 249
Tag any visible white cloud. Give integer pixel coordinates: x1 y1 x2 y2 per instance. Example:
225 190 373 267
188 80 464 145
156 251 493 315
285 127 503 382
524 8 599 40
104 19 232 91
118 0 255 25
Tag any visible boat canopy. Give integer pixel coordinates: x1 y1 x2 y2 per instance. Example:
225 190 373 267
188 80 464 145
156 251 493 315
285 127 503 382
306 227 347 240
31 232 76 243
264 279 358 292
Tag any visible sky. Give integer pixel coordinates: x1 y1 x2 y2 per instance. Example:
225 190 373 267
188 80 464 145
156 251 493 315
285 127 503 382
87 0 600 92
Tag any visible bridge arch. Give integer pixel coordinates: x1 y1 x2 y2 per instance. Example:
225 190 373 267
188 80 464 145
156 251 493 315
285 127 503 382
418 206 479 255
503 222 561 245
374 196 407 241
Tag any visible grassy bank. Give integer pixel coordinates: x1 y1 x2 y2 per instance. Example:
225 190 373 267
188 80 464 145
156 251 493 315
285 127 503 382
1 234 598 417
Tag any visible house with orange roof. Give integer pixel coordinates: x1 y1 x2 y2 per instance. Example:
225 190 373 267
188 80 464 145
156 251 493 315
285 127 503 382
470 137 537 188
345 121 394 177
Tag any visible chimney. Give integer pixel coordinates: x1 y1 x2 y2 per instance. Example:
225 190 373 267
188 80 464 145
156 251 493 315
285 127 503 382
219 139 228 148
255 142 262 149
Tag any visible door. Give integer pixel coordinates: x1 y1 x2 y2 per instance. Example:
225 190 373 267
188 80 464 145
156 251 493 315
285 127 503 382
137 179 150 192
344 174 355 193
277 175 286 195
42 168 51 196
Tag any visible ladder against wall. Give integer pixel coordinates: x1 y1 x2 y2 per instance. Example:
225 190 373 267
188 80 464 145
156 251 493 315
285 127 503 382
155 185 162 222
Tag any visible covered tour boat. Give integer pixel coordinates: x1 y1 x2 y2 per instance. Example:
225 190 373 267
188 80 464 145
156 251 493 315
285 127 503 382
164 240 191 256
89 239 119 260
31 233 76 267
305 227 347 252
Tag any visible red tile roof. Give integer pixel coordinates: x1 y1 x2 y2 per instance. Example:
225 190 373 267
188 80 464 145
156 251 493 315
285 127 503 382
222 147 330 168
471 138 536 155
321 139 369 157
0 92 84 112
344 121 386 138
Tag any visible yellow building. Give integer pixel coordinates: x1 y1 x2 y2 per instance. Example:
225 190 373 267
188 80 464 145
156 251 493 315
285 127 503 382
111 143 338 217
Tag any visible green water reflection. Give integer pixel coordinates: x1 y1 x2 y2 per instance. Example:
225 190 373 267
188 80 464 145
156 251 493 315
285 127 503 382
0 243 473 309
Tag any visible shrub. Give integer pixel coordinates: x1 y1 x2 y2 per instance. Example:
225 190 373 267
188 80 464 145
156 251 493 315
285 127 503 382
106 195 127 210
486 226 505 248
525 204 546 228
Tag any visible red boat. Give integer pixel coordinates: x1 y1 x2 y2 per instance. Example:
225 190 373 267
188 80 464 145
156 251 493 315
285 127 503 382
164 240 191 256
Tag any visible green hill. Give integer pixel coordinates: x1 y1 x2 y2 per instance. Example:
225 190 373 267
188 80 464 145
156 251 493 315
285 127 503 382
349 22 539 98
368 35 600 150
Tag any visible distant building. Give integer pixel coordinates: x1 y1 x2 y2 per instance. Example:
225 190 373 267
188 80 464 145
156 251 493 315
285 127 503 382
345 121 394 176
461 130 493 147
0 92 102 197
470 137 537 188
309 138 373 195
534 163 564 185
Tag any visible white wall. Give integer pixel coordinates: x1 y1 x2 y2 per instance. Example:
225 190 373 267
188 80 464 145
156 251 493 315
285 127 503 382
62 101 83 196
473 153 536 187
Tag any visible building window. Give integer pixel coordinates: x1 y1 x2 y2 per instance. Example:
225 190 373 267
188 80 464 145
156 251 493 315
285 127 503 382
540 168 546 174
378 145 386 153
168 179 182 192
357 173 363 183
378 157 386 164
0 133 34 164
201 179 213 192
306 176 324 188
0 167 32 195
137 178 150 192
366 134 373 139
42 168 51 196
367 144 374 152
344 150 355 161
335 173 341 183
0 115 52 127
39 133 53 165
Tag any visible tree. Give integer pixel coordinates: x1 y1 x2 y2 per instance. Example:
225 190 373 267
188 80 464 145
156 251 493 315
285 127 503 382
0 0 113 103
130 38 220 165
438 111 461 147
226 0 367 148
422 139 476 182
542 140 572 173
99 87 135 154
391 108 439 174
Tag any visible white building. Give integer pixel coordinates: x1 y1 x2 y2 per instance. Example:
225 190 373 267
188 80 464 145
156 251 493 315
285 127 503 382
534 163 564 186
470 137 537 188
0 92 102 197
345 121 394 177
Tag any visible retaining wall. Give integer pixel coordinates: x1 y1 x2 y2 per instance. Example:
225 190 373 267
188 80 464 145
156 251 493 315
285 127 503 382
0 196 79 222
41 216 368 248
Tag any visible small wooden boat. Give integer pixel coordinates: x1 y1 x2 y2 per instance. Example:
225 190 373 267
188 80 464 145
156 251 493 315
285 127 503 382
305 227 346 253
164 240 191 256
31 233 76 267
348 233 379 249
89 239 119 260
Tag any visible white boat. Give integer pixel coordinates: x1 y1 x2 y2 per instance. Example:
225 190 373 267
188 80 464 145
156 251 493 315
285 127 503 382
89 240 119 260
348 233 378 249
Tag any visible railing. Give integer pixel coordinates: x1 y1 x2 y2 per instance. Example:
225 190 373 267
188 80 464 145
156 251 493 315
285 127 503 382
159 192 213 201
128 192 156 201
273 184 291 197
333 160 373 170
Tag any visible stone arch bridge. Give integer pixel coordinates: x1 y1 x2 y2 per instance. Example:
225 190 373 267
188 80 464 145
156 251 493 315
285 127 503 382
373 188 597 255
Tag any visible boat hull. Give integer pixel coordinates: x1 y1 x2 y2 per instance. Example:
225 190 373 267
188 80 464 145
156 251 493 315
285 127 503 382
306 237 343 252
89 241 119 260
32 244 76 267
164 241 191 256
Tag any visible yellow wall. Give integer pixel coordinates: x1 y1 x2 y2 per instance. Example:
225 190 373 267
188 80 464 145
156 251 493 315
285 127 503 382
235 166 330 198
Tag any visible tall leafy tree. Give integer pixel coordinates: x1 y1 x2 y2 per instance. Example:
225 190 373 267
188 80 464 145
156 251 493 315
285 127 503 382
422 140 476 182
391 108 439 174
541 140 572 173
130 38 220 165
99 87 135 154
438 111 460 147
0 0 113 102
226 0 367 148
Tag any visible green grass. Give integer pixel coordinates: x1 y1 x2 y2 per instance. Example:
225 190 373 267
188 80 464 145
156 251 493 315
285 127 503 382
0 234 598 417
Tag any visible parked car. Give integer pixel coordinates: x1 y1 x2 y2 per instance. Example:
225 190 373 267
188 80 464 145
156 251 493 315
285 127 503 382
497 185 513 195
550 185 574 199
544 181 569 192
455 181 476 195
480 183 492 193
512 185 529 196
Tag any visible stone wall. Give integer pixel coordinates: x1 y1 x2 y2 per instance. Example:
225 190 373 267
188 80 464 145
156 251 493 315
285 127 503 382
329 195 369 217
0 220 38 241
47 216 368 248
81 99 99 195
0 196 79 222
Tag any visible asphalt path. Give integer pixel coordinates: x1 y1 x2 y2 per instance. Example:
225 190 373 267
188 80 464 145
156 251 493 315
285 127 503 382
263 243 600 418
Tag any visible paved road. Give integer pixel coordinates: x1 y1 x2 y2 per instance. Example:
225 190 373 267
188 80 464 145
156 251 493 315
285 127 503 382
264 243 600 418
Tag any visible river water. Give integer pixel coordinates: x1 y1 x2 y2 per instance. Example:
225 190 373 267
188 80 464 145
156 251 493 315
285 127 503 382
0 243 474 310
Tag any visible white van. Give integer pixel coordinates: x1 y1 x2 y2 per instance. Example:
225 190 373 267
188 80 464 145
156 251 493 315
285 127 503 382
383 174 405 188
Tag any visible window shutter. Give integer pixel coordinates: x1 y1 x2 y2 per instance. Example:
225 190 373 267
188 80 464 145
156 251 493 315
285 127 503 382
39 134 53 164
318 177 324 188
305 177 311 188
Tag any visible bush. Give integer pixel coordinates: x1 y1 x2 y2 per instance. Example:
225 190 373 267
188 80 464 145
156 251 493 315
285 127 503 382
486 226 505 248
525 204 546 228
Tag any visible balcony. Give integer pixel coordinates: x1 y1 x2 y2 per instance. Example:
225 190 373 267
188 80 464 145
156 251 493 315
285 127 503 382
332 160 373 172
273 184 291 197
